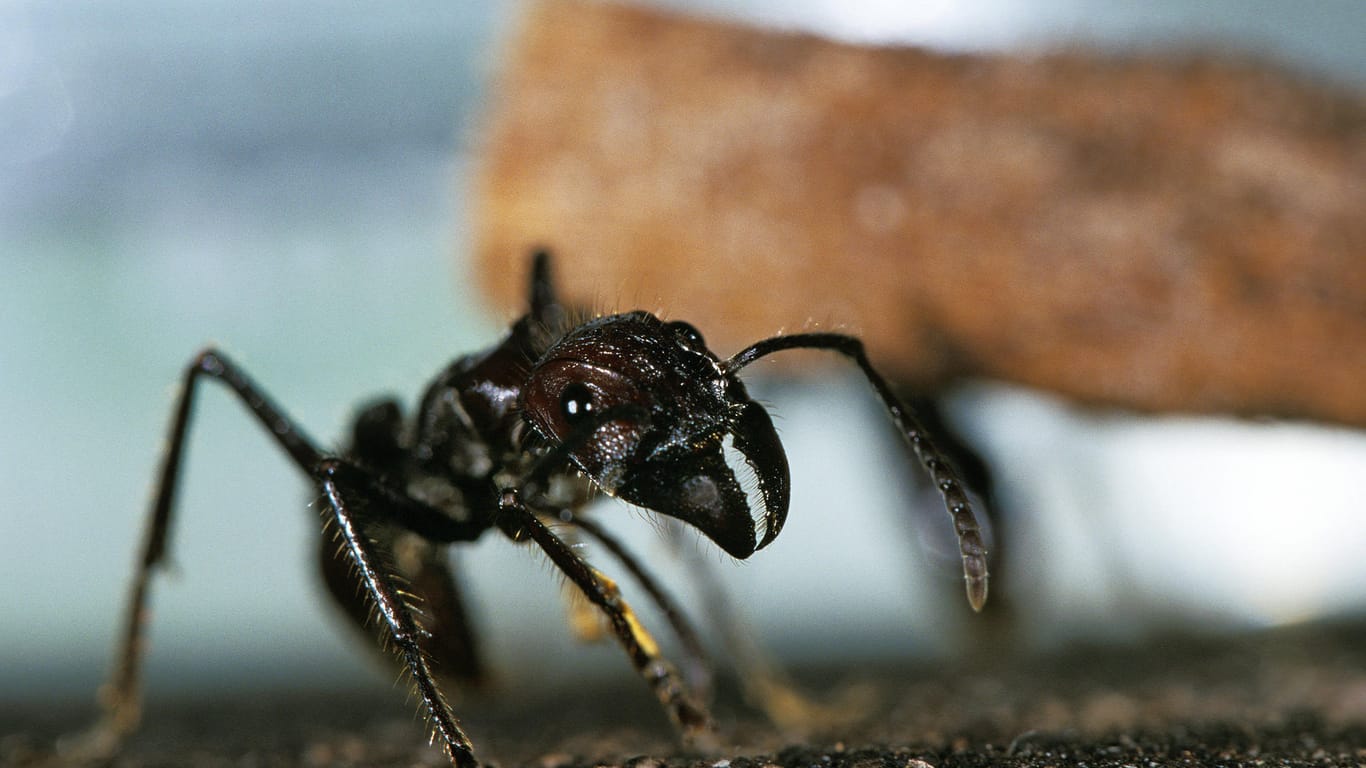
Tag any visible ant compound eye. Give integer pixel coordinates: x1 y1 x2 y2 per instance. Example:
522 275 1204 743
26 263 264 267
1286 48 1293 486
559 381 596 426
666 320 707 351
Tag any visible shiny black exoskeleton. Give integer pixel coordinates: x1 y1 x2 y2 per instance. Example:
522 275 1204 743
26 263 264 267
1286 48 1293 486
87 250 988 767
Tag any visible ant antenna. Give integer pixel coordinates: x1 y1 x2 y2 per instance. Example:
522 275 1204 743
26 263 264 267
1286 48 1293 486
724 333 989 612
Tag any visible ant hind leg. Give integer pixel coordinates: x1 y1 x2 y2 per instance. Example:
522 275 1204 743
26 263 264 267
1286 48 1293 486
75 348 326 759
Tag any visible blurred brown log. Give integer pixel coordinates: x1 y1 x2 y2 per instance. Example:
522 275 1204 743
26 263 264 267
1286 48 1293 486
470 0 1366 427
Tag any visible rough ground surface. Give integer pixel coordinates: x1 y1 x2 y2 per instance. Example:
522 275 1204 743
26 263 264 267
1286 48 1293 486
4 620 1365 767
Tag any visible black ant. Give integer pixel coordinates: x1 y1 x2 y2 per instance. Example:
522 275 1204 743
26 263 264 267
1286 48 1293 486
80 250 988 767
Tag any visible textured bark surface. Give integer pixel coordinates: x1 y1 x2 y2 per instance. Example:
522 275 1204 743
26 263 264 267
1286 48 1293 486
470 0 1366 426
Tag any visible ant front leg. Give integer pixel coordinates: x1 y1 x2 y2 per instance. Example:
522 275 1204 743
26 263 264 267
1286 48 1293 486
498 489 714 745
568 514 715 703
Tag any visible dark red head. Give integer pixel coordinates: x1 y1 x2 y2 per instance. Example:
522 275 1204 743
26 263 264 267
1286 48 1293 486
520 312 789 558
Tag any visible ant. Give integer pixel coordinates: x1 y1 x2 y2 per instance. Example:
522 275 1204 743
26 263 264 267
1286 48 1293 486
80 250 988 767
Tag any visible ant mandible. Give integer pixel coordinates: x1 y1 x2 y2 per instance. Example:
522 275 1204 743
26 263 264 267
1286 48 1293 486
84 249 988 767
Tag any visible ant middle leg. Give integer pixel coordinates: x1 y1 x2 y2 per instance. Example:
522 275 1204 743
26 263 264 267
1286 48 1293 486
317 459 478 767
321 398 486 686
319 527 487 687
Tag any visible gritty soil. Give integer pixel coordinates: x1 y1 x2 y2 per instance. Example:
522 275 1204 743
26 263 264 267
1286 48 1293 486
4 620 1364 767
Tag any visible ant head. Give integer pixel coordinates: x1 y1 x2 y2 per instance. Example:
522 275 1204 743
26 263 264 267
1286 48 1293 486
521 312 789 558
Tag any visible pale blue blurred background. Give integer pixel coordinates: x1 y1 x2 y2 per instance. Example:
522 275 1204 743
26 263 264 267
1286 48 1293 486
2 0 1364 706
